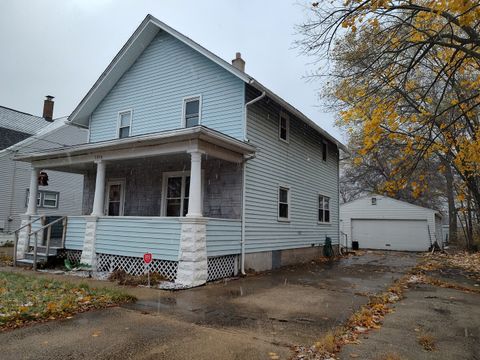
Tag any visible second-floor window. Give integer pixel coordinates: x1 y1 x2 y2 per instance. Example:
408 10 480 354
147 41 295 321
183 96 201 128
279 113 289 142
118 110 132 139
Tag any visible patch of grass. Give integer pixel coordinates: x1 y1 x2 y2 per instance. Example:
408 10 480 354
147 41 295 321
0 254 13 267
0 271 135 330
418 334 435 351
315 330 340 354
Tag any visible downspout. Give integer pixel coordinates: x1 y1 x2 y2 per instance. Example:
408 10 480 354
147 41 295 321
241 90 265 275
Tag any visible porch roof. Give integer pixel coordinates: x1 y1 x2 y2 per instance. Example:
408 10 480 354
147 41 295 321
14 126 256 169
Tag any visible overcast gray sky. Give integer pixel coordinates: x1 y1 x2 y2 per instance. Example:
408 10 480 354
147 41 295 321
0 0 342 141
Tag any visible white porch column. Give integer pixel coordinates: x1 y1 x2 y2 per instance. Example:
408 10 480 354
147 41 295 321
186 151 202 217
175 150 207 288
91 160 106 216
26 167 39 215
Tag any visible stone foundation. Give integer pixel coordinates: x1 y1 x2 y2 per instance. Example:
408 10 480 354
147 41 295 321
16 215 31 260
80 216 98 267
175 217 208 288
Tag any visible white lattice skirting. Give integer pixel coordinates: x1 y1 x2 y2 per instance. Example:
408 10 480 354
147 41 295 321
96 253 178 281
207 255 238 281
60 250 83 264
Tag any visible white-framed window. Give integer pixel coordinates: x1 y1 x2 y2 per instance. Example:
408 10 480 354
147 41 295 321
117 110 132 139
279 112 289 142
162 172 191 217
182 96 201 128
371 197 377 205
318 195 330 223
278 186 290 221
25 189 59 209
322 141 328 162
104 179 126 216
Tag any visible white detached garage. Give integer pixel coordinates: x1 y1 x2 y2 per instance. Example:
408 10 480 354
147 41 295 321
340 195 443 251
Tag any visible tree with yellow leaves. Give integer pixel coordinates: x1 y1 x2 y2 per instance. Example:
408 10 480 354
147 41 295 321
299 0 479 246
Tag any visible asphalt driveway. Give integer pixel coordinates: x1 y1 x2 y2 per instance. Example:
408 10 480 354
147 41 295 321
0 251 420 359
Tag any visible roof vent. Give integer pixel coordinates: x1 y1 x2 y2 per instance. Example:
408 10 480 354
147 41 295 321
43 95 55 122
232 52 245 72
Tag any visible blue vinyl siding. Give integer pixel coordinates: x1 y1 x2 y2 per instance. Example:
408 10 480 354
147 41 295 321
65 216 86 250
244 86 340 252
95 217 181 261
206 218 241 256
89 30 245 142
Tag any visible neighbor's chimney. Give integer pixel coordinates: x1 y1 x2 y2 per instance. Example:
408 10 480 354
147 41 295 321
232 52 245 72
43 95 54 121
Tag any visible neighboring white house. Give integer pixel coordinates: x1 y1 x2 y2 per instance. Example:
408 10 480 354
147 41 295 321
340 195 443 251
0 99 87 240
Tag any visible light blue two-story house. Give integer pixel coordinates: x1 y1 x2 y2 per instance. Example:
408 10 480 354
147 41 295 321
16 15 346 287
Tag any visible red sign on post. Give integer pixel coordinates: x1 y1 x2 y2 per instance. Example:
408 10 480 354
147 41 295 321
143 253 152 264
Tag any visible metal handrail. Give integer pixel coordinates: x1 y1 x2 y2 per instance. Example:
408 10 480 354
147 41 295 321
8 216 43 235
29 216 67 270
11 216 45 268
29 216 67 236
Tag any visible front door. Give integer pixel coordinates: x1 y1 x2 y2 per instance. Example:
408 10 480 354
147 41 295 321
105 180 125 216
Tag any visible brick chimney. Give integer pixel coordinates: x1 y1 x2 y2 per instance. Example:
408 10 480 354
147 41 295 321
232 52 245 72
43 95 54 121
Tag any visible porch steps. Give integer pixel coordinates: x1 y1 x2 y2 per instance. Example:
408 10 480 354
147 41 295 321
15 246 63 267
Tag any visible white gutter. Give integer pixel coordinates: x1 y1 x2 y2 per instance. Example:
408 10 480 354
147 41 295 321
240 90 265 275
243 91 266 142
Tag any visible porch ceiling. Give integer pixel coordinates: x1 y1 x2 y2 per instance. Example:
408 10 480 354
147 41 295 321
14 126 256 171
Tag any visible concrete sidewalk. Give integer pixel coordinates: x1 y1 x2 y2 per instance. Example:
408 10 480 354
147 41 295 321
0 251 419 359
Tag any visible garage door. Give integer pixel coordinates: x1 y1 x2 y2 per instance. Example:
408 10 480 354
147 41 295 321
351 219 430 251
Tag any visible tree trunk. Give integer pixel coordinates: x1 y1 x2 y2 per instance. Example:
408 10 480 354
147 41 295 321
444 162 457 243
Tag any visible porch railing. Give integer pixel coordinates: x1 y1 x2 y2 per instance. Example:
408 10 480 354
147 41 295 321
10 216 44 267
28 216 67 270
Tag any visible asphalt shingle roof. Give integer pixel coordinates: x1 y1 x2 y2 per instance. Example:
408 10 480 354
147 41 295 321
0 127 31 150
0 105 50 135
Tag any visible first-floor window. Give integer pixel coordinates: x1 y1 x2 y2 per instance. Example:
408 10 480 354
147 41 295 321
25 189 59 209
278 186 290 220
318 195 330 223
164 174 190 216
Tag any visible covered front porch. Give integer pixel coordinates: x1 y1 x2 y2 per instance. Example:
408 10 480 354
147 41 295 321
15 126 255 286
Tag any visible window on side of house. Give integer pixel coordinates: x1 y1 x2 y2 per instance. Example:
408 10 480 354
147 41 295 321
118 110 132 139
318 195 330 223
279 113 289 142
25 189 59 209
183 97 201 128
164 174 191 217
42 192 59 208
371 197 377 205
278 186 290 221
322 141 328 162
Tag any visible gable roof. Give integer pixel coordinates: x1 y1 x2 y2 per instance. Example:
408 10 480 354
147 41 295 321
69 14 346 152
341 194 441 216
0 105 50 135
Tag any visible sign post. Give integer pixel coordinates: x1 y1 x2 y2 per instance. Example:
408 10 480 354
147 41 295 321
143 252 153 287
